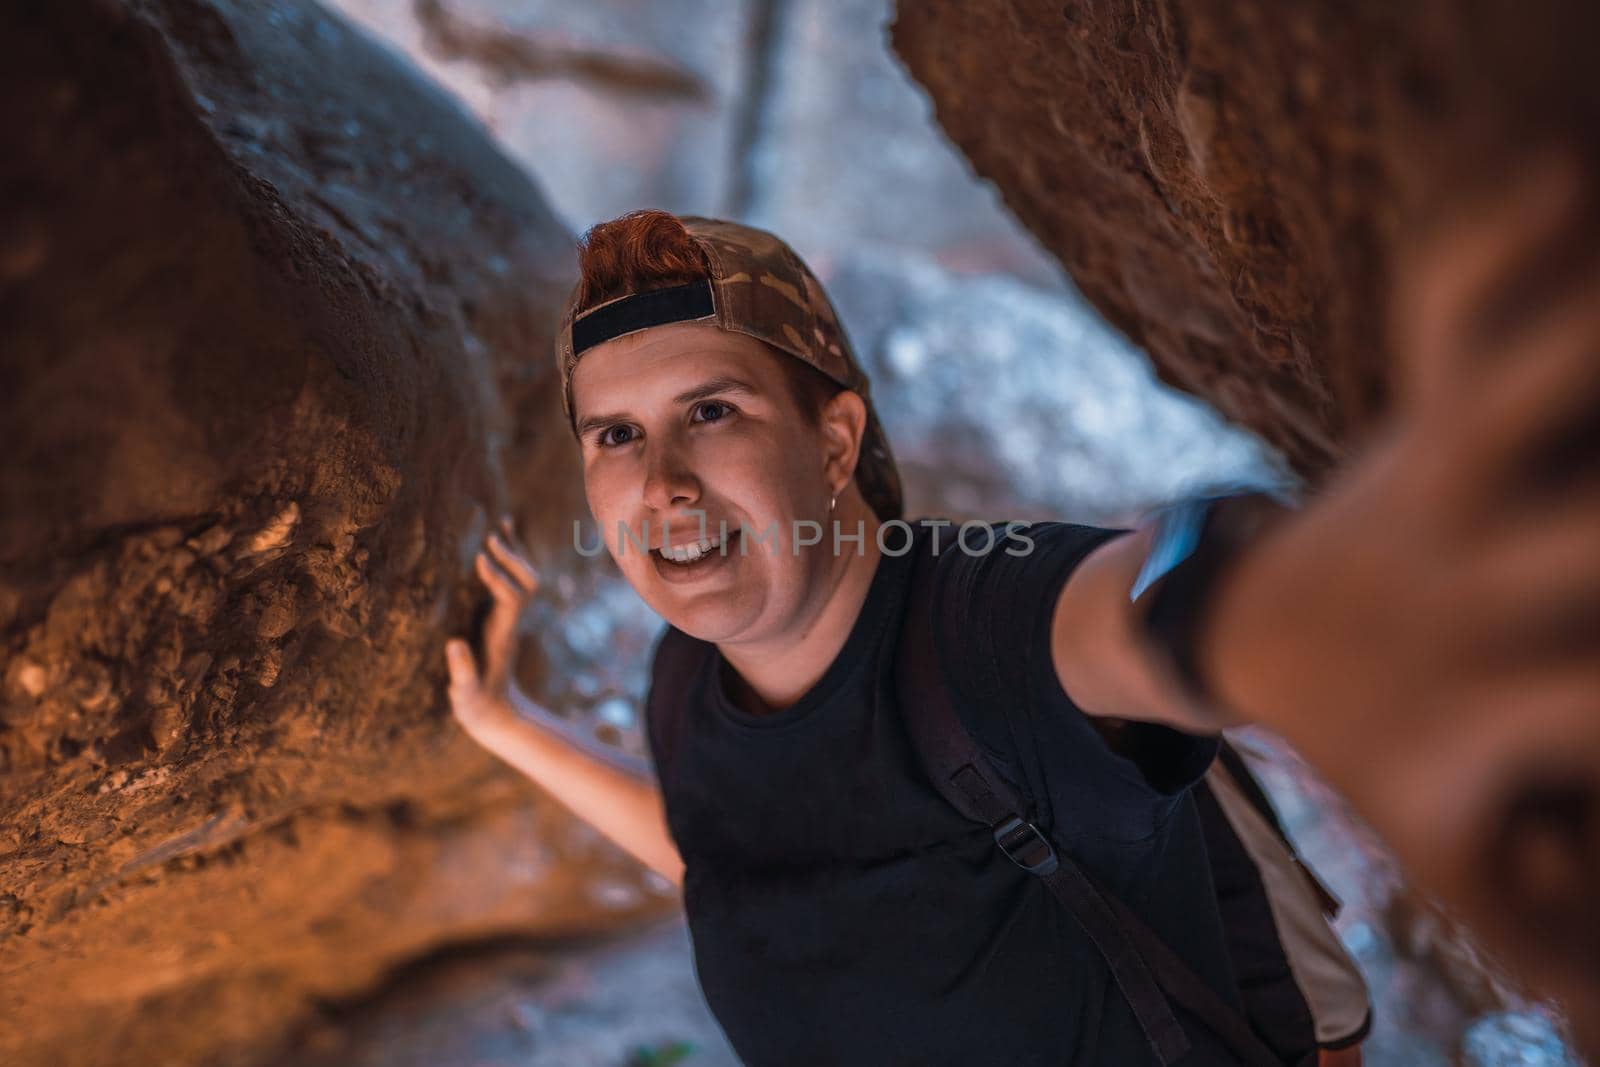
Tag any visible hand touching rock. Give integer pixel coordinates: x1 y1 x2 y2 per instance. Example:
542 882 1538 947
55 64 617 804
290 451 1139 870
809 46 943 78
445 516 540 742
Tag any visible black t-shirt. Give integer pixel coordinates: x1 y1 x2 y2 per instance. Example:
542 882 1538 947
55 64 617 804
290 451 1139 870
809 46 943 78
645 520 1239 1066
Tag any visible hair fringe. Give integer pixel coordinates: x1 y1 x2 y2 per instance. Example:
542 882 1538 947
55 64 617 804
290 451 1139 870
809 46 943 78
573 209 714 313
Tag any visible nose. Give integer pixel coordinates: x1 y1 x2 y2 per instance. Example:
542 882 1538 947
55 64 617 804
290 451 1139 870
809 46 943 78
641 437 701 513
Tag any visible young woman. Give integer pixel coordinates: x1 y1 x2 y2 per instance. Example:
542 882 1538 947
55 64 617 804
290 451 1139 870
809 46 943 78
437 196 1600 1064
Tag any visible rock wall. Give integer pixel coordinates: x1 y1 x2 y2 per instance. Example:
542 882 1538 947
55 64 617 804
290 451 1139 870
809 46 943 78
0 3 676 1065
8 0 1594 1063
890 0 1600 479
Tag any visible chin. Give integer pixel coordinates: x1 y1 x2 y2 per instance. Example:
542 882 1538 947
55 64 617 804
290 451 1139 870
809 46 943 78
619 547 788 642
657 598 758 644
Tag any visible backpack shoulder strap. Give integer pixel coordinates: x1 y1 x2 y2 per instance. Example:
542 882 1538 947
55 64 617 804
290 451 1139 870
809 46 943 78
891 524 1287 1067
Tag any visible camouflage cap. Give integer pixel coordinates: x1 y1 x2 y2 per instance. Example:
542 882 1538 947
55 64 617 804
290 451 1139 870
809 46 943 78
555 215 904 522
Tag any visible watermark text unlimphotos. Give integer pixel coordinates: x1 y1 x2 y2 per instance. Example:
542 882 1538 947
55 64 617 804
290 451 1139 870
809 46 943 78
572 512 1036 558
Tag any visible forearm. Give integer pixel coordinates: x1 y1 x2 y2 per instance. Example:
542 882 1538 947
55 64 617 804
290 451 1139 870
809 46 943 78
1195 537 1303 736
1052 524 1227 734
471 692 685 887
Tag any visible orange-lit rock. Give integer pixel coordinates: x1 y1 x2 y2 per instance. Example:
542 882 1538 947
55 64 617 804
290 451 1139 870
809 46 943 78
0 2 673 1065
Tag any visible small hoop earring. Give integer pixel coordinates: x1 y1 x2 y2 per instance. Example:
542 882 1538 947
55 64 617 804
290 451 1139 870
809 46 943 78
828 495 836 513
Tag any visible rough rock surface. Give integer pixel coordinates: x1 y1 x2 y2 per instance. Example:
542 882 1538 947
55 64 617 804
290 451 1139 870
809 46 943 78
0 2 679 1064
890 0 1600 478
8 0 1591 1063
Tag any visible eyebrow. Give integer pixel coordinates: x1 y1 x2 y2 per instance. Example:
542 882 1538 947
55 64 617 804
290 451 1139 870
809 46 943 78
574 375 764 440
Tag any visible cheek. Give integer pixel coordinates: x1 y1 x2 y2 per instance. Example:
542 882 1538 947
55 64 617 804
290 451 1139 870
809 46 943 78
581 468 602 506
709 426 821 507
580 466 632 547
582 458 626 511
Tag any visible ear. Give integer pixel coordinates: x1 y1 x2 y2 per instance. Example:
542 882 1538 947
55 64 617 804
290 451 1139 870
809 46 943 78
818 389 867 494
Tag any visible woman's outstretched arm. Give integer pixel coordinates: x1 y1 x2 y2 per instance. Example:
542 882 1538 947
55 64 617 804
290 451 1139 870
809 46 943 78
1050 156 1600 1026
445 518 684 888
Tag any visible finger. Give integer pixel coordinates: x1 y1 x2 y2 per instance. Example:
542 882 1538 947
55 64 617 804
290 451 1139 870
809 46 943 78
475 549 523 605
500 514 532 555
1395 152 1588 403
445 638 479 691
1467 297 1600 487
1405 152 1586 349
474 552 525 686
1465 681 1600 947
1448 520 1600 681
1483 769 1600 978
1373 662 1600 895
1479 495 1600 605
485 532 539 595
1511 592 1600 674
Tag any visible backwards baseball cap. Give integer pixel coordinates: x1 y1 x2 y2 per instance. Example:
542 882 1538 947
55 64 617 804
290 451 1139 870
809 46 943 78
555 215 904 522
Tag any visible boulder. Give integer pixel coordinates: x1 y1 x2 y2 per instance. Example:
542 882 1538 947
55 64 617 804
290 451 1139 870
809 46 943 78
0 2 673 1064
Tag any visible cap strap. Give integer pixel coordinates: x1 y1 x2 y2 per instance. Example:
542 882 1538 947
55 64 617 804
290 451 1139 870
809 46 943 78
570 279 716 356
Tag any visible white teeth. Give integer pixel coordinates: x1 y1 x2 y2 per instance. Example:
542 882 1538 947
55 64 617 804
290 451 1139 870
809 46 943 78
660 535 723 563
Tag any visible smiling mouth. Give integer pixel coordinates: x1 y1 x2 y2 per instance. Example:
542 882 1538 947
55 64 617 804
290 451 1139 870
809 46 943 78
651 529 743 577
656 531 729 564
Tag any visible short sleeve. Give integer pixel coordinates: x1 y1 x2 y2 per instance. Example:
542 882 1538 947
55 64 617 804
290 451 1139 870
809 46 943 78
931 520 1218 844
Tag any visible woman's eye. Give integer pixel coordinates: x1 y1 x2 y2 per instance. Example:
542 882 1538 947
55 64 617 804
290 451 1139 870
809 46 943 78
598 424 636 448
596 403 730 448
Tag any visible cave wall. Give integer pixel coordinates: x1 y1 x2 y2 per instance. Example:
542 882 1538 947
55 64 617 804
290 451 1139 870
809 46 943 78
890 0 1600 480
0 3 675 1065
7 0 1595 1063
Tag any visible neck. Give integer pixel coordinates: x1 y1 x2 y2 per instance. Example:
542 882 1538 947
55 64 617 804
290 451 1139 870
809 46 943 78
718 498 884 716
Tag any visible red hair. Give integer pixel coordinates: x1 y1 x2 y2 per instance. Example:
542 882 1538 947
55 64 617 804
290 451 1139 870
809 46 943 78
573 209 715 312
572 210 844 429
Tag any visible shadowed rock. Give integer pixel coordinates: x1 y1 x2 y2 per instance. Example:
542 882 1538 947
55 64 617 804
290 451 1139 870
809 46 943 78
890 0 1600 479
0 2 676 1065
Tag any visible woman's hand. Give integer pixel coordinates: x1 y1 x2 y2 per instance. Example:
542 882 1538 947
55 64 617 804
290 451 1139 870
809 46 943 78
1200 153 1600 1003
440 520 682 884
445 516 541 743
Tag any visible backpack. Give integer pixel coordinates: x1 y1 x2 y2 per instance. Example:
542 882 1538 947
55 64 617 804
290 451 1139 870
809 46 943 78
891 525 1371 1066
1198 743 1372 1058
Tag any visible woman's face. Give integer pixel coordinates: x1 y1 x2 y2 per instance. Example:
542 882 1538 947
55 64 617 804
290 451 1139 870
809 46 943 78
569 321 854 645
